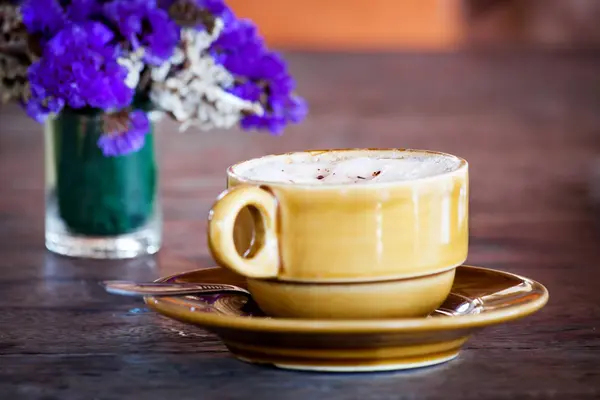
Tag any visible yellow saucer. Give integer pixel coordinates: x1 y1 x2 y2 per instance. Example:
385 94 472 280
145 265 548 372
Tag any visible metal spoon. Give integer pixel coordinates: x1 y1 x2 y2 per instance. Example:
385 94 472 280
100 280 250 297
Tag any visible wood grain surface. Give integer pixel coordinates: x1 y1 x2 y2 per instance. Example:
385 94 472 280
0 52 599 399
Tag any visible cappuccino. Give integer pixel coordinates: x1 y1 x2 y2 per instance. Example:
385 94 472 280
234 150 461 185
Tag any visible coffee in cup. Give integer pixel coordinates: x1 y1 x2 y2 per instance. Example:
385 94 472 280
207 149 468 318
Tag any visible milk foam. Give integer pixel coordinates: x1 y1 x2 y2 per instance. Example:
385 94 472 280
235 151 462 185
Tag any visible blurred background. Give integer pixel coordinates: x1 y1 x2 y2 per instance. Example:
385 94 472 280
228 0 600 50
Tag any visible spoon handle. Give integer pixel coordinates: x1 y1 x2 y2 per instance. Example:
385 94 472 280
101 281 250 297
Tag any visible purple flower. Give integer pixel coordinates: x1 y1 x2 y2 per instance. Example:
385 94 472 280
19 0 307 142
27 22 134 112
240 92 308 134
67 0 103 23
20 0 103 40
104 0 180 65
22 92 65 123
20 0 67 39
211 18 307 134
211 19 264 70
21 61 65 122
98 110 150 156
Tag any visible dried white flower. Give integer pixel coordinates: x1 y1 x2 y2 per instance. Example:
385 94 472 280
0 3 25 47
149 21 263 131
0 3 33 103
0 52 28 103
118 48 145 89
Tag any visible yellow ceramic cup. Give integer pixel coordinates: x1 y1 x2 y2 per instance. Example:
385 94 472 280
208 149 469 285
246 268 457 319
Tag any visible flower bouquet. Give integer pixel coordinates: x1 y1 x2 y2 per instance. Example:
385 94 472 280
0 0 306 258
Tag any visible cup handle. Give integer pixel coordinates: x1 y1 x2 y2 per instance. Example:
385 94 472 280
208 185 280 278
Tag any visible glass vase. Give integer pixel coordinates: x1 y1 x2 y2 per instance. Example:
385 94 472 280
44 109 162 259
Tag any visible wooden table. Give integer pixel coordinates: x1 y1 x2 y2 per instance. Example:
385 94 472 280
1 52 599 399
